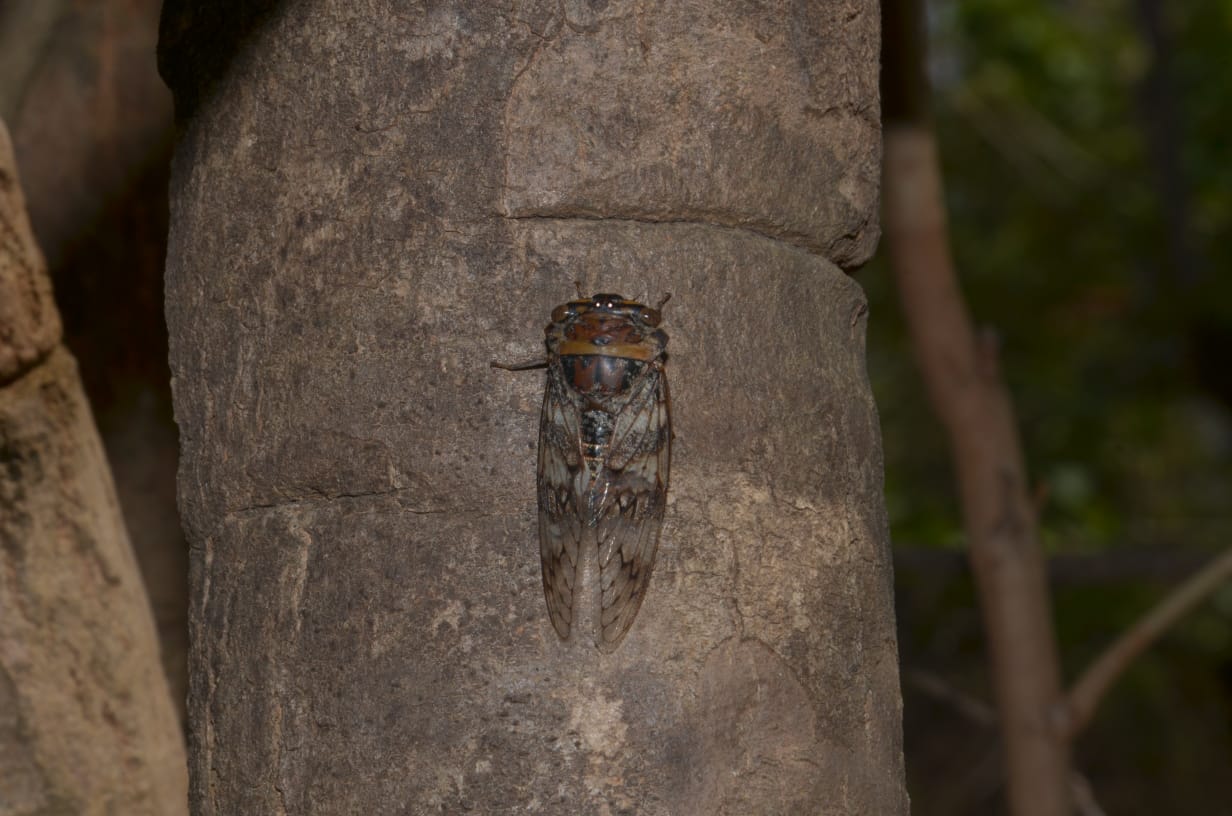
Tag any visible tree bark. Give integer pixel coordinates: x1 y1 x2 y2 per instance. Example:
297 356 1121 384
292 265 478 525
0 120 187 815
160 3 905 813
8 0 186 725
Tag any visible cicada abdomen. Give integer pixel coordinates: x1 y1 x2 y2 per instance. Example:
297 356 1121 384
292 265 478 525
496 291 671 651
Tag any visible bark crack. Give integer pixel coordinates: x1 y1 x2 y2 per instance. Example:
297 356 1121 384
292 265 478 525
224 488 447 519
0 340 58 388
503 212 830 261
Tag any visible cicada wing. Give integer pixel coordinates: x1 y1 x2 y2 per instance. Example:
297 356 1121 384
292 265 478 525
596 365 670 651
537 365 585 640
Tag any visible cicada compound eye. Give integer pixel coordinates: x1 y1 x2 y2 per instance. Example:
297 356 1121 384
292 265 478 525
637 307 661 326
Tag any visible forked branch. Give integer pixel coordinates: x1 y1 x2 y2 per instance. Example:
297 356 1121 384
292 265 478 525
1056 545 1232 739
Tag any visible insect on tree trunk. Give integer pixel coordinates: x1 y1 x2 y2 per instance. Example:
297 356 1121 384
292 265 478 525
159 2 907 813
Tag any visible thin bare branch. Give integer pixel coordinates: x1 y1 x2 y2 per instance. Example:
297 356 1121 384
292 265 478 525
1056 546 1232 739
907 668 1109 816
895 546 1211 586
883 123 1073 816
906 668 996 727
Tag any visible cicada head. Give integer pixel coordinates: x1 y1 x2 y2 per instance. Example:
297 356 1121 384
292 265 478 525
552 293 663 326
547 292 668 364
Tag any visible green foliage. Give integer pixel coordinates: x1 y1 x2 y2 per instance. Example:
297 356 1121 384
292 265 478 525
872 0 1232 555
873 0 1232 809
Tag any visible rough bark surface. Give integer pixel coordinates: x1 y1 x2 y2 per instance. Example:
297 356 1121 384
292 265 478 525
9 0 187 723
0 121 187 816
0 128 58 383
162 2 904 813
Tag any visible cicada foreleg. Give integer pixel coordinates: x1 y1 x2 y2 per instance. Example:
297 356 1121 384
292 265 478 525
490 358 548 371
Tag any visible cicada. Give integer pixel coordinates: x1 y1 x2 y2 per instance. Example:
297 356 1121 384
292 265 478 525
494 290 671 651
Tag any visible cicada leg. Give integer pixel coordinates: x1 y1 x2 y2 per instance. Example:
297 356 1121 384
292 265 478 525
490 358 547 371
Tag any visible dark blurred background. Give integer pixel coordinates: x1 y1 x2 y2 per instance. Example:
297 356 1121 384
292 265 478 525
872 0 1232 812
4 1 1229 813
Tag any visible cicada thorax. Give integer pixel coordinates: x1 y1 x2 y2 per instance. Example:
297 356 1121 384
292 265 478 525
534 292 671 651
559 355 646 400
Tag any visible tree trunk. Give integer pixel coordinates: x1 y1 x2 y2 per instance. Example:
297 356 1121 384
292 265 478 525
881 0 1073 812
8 0 186 726
0 120 187 816
160 3 905 813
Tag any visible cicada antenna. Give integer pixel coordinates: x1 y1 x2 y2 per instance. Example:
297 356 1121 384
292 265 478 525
656 292 672 310
574 280 586 299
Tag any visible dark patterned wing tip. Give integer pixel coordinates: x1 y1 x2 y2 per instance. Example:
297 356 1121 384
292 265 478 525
539 511 577 640
595 370 670 652
537 369 583 642
596 505 664 652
